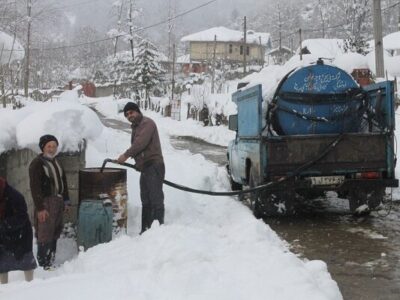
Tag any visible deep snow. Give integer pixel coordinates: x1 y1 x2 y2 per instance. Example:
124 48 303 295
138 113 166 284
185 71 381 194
0 94 342 300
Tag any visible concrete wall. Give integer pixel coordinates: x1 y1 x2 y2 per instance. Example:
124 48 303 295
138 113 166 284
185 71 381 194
0 146 86 224
95 85 114 98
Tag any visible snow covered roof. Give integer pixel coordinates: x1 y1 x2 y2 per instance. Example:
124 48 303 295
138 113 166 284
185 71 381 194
181 26 270 46
0 31 24 65
268 46 294 55
296 39 345 58
0 91 102 153
157 52 169 62
176 54 202 64
383 31 400 50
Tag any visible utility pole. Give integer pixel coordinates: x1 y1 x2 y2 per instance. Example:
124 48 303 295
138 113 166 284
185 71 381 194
278 11 282 51
114 1 124 57
128 0 135 61
319 0 325 38
278 9 283 64
373 0 384 77
211 35 216 94
171 43 176 103
299 29 303 61
259 36 264 66
24 0 32 97
243 16 247 74
398 2 400 31
289 36 294 53
167 0 174 61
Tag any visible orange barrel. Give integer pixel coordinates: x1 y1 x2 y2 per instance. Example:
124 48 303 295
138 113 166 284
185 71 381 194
79 168 128 232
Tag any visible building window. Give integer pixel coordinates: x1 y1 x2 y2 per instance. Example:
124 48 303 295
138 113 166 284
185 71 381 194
246 46 250 55
229 44 233 54
240 45 243 55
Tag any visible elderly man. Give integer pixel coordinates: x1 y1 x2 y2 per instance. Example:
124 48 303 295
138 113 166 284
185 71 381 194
117 102 165 234
29 135 70 269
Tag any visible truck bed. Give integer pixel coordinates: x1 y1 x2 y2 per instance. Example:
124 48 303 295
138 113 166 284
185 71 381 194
265 133 389 176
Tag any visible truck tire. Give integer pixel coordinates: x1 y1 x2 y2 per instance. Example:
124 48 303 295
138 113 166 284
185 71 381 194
260 190 296 217
348 187 385 215
226 164 242 191
248 169 295 217
248 169 263 218
230 178 243 191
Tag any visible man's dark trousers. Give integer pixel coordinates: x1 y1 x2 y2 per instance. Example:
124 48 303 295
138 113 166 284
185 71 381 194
139 161 165 233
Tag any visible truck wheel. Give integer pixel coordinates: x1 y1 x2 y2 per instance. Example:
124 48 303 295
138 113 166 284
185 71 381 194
248 169 263 218
348 187 385 215
261 190 296 216
249 169 295 217
230 178 242 191
226 164 242 191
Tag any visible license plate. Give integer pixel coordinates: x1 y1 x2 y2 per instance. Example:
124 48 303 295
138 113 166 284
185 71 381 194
310 176 344 186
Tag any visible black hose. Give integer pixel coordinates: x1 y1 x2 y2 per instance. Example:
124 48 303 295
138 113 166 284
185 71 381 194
101 133 343 196
101 158 280 196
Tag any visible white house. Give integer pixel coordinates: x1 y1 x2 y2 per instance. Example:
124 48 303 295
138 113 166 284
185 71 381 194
181 26 271 65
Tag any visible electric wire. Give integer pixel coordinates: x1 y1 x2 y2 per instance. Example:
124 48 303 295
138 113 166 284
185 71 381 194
2 0 218 52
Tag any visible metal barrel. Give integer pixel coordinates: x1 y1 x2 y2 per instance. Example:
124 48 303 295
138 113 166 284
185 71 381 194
79 167 128 230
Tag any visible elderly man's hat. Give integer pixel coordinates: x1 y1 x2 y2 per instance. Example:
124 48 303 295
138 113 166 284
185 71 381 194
39 134 59 151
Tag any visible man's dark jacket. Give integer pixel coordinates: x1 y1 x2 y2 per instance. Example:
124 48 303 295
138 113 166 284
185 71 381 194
29 154 69 211
124 115 164 171
0 183 34 260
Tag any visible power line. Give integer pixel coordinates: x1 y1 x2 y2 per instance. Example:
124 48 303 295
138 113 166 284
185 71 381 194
8 0 217 52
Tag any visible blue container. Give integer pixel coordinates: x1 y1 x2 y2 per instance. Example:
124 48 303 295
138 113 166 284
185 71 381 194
273 62 363 135
77 200 113 250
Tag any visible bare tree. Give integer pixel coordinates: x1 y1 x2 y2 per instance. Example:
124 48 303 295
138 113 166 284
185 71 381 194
23 0 31 97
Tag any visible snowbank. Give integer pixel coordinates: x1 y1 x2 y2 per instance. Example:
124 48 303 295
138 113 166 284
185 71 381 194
80 96 132 118
365 50 398 78
383 31 400 51
333 53 369 74
295 39 345 58
0 91 103 153
150 96 170 109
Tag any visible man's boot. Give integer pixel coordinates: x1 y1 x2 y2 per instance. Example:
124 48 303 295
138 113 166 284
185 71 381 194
140 206 153 234
37 242 52 269
154 207 164 225
50 240 57 266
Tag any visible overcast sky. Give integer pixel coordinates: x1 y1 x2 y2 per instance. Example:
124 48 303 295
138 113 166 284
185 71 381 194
55 0 265 40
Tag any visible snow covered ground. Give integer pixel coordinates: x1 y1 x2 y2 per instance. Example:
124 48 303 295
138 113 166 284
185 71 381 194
3 45 400 299
0 93 342 299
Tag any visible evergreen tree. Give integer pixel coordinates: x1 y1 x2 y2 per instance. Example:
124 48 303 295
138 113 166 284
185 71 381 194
132 40 165 109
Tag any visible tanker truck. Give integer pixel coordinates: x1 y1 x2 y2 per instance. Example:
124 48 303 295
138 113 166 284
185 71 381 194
226 59 398 217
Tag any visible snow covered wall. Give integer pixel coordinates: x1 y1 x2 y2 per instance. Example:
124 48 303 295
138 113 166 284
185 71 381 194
0 91 102 153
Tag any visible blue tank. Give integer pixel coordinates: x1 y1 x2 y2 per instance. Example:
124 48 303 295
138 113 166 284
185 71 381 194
271 61 364 135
